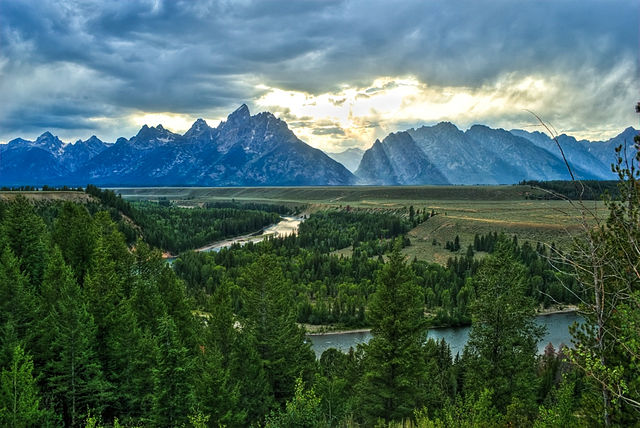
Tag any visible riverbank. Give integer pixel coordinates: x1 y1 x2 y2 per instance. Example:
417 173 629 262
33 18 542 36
307 311 583 357
161 214 305 259
537 304 579 316
303 304 579 336
305 325 371 336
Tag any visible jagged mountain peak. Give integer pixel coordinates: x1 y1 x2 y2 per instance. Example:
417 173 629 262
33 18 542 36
609 126 638 142
7 137 31 146
34 131 65 153
85 135 102 143
72 135 104 146
191 118 208 128
227 103 251 123
410 122 464 139
133 123 179 144
36 131 62 144
184 118 213 139
383 131 413 143
37 131 56 140
468 124 491 132
1 107 633 187
432 121 460 131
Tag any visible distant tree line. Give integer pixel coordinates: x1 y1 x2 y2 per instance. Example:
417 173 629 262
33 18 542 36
85 185 286 254
520 179 619 200
0 185 84 191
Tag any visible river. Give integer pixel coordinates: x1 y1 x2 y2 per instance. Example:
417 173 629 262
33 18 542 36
166 215 304 262
307 311 581 358
198 215 304 253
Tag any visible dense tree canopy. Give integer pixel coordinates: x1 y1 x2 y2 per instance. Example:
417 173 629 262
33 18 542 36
0 141 638 427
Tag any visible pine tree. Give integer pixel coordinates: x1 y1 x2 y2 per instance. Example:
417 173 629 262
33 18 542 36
39 249 110 426
2 196 48 287
0 345 45 427
130 241 168 333
357 242 428 423
240 255 315 407
151 315 194 428
52 202 97 285
193 284 245 427
463 240 544 420
101 298 147 423
0 246 36 368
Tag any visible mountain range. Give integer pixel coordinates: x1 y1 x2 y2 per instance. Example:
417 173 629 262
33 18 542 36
0 105 636 187
355 123 636 185
0 105 354 186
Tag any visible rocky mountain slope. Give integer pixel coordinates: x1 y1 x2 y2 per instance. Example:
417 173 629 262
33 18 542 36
325 148 364 173
355 123 636 185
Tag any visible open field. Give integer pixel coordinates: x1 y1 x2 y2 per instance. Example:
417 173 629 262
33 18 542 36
0 191 96 203
113 185 607 263
110 184 546 205
401 199 603 264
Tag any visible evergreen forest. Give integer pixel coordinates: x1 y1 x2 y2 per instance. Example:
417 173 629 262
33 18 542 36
0 138 638 427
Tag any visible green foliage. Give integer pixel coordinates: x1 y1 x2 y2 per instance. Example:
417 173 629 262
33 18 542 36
357 242 429 424
39 249 111 426
151 316 194 428
462 240 545 419
314 348 358 425
414 389 500 428
132 201 281 254
297 210 411 253
534 378 583 428
52 202 97 285
265 378 326 428
520 179 620 200
2 195 48 286
193 284 245 427
240 255 315 406
86 184 285 253
0 246 36 369
3 173 637 426
0 345 44 427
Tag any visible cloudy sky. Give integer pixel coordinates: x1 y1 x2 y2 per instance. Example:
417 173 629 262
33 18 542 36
1 0 638 151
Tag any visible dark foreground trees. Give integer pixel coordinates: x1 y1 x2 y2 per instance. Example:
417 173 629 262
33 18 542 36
357 243 429 424
561 131 640 426
463 242 545 423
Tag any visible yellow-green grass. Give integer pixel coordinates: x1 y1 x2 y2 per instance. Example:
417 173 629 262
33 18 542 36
401 199 605 264
111 184 545 206
0 191 96 203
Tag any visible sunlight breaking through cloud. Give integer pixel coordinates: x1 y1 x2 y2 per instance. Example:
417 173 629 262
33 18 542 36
255 75 557 151
255 63 636 152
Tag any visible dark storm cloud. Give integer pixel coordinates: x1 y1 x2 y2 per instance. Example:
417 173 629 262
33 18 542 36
0 0 637 142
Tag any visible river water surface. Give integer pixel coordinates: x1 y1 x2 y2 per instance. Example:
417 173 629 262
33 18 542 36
198 215 304 253
308 311 581 358
165 215 304 262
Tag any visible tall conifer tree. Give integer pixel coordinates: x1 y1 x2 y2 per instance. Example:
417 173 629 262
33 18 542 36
357 242 428 423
